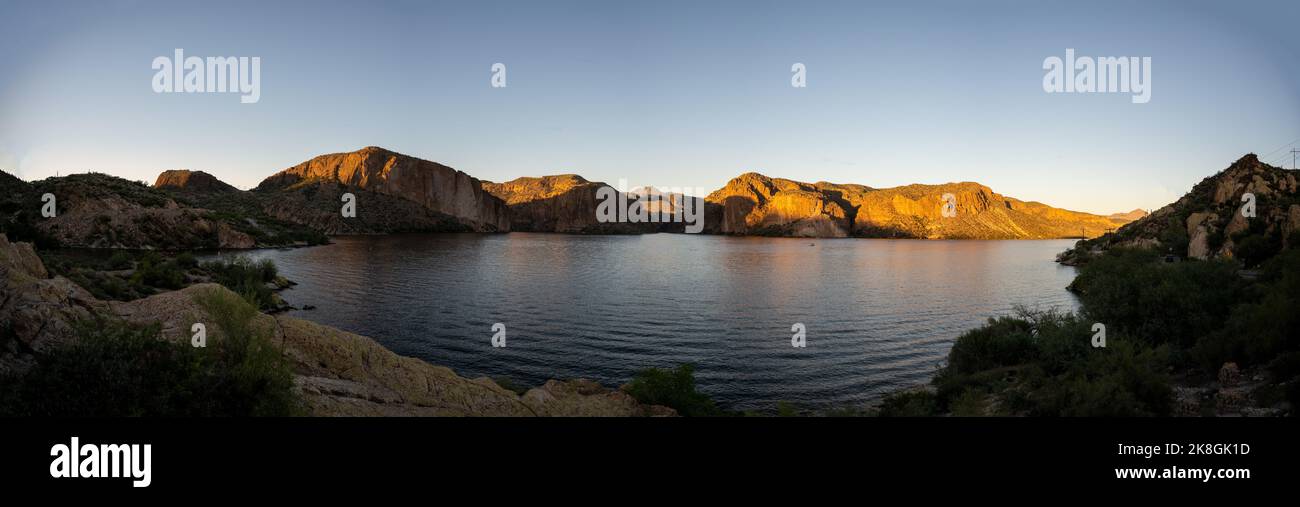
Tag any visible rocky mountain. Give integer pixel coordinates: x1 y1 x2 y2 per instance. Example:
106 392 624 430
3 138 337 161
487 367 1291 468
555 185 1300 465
1059 154 1300 264
703 172 1128 239
0 234 673 416
1108 208 1149 222
0 171 308 250
5 148 1148 244
153 167 479 236
482 174 679 233
154 169 238 193
256 146 510 232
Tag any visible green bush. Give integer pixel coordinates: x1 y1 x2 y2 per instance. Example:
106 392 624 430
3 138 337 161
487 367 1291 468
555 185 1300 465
175 251 198 269
257 258 278 281
127 251 186 290
891 213 1298 417
193 287 300 416
1026 338 1172 417
623 363 721 417
933 309 1172 416
1234 232 1281 268
1071 248 1240 348
0 305 300 416
201 256 279 310
1191 249 1300 370
1158 214 1189 255
949 389 990 416
944 314 1037 376
877 390 940 417
107 251 133 270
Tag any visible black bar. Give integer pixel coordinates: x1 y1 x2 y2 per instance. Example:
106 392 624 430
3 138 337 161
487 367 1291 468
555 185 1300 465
1 417 1290 494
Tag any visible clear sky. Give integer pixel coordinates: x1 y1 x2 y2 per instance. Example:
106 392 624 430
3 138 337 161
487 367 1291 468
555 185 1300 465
2 0 1297 215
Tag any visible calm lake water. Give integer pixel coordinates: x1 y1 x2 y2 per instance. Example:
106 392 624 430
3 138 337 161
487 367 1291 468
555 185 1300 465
213 233 1080 412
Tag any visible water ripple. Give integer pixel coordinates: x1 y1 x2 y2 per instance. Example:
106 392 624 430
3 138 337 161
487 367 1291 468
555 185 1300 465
208 233 1079 412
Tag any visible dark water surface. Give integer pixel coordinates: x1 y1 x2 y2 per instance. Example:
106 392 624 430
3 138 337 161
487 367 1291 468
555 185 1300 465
212 233 1080 412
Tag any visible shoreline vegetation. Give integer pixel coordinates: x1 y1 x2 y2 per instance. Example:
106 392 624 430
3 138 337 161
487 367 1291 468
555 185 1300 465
1 152 1296 416
874 154 1299 417
877 246 1298 417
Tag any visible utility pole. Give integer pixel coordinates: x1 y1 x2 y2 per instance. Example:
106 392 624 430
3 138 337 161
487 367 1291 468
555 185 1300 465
1292 148 1299 170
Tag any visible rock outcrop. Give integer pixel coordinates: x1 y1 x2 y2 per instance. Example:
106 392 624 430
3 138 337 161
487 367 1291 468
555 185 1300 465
1061 154 1300 262
256 147 510 232
0 235 107 376
12 172 259 250
704 172 1126 239
154 169 238 193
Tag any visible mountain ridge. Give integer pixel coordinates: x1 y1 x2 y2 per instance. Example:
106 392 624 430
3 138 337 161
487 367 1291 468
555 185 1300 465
2 146 1151 246
702 172 1130 239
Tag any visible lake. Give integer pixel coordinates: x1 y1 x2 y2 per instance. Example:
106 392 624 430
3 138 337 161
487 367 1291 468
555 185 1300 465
212 233 1081 412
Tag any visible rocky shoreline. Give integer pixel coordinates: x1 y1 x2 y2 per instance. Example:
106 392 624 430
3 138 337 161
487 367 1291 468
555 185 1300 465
0 235 675 416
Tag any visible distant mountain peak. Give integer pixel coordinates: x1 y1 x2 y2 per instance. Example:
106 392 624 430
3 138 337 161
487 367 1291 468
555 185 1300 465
153 169 237 193
1107 208 1149 223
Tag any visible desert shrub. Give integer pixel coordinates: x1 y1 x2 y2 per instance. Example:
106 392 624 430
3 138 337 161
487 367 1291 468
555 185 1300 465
175 251 198 269
949 389 990 416
201 256 278 309
1191 249 1300 370
107 251 133 270
1266 352 1300 383
1207 228 1226 253
934 309 1171 417
1158 214 1189 255
623 363 721 417
1234 232 1281 268
1025 337 1172 417
894 219 1297 417
0 307 299 416
820 406 872 417
193 287 300 416
257 258 278 281
0 211 60 249
125 251 186 290
876 390 940 417
944 314 1038 376
1071 248 1240 348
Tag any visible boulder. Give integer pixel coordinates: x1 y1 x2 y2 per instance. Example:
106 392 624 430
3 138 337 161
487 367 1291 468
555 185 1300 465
0 236 107 376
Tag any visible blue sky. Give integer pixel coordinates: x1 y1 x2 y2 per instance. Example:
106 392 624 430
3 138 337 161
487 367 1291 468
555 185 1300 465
1 0 1297 214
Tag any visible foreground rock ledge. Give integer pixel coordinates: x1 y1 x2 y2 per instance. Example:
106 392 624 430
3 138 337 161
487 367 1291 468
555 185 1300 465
0 236 674 417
